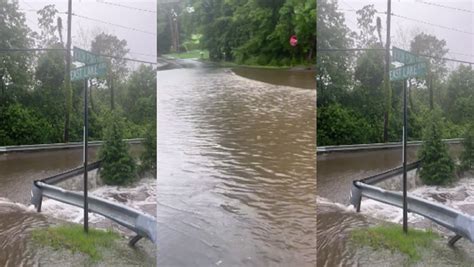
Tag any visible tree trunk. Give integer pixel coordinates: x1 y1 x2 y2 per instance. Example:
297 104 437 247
110 77 115 110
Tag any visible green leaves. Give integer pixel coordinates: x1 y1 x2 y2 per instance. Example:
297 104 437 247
99 112 136 185
418 111 455 185
0 103 52 145
179 0 315 65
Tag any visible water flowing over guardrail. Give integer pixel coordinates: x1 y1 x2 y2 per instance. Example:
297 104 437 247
30 161 157 246
350 161 474 245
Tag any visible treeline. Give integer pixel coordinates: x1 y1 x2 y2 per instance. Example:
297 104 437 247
158 0 316 66
0 1 156 146
317 0 474 146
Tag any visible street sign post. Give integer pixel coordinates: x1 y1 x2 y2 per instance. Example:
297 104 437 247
390 47 427 234
71 46 107 233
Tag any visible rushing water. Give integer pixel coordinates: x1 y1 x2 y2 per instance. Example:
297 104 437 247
157 61 316 266
317 145 474 266
0 145 156 265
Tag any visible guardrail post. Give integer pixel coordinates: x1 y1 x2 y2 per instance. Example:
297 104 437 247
448 235 462 246
129 235 143 247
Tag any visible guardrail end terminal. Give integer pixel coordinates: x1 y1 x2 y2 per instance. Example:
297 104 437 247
350 182 362 212
31 183 43 212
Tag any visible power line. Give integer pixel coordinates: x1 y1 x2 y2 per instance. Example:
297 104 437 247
0 48 65 52
318 48 474 65
69 13 156 36
96 1 156 14
415 0 473 14
0 47 157 65
392 13 474 36
338 8 474 36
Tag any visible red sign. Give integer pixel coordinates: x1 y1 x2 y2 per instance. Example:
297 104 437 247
290 35 298 46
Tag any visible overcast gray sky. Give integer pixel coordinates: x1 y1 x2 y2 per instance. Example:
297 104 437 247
340 0 473 69
19 0 156 67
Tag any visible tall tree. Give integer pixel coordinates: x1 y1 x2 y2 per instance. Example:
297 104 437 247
0 0 34 105
410 33 449 109
91 33 129 110
316 0 353 106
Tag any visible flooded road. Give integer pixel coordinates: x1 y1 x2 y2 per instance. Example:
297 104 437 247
0 145 155 265
157 62 316 266
317 144 474 266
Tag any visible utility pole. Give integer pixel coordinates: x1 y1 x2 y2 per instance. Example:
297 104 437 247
64 0 72 143
383 0 392 142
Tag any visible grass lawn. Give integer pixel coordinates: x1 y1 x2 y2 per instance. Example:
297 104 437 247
351 224 440 262
31 224 120 262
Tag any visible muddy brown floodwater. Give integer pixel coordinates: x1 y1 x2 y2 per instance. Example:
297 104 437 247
317 144 474 266
0 145 147 265
157 61 316 266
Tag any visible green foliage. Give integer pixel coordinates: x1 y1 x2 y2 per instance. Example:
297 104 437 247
418 111 455 185
121 65 156 125
140 122 157 176
351 224 439 262
317 0 353 106
317 104 376 146
460 124 474 172
32 224 120 262
0 104 53 145
172 0 315 65
0 3 154 147
99 112 136 185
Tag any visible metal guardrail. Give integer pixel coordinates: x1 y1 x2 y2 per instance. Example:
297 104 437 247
42 161 102 185
318 138 463 154
0 138 144 153
31 162 157 246
361 160 421 185
351 181 474 245
351 161 474 245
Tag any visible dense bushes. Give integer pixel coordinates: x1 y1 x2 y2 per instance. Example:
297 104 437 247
0 104 53 146
418 112 455 185
317 103 376 146
160 0 316 66
99 112 136 185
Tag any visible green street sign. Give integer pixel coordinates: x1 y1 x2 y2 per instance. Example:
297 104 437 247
71 62 107 81
73 47 103 65
390 62 427 81
392 47 422 65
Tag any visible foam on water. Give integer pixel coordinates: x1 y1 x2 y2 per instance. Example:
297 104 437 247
317 196 355 213
359 175 474 227
37 177 157 231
